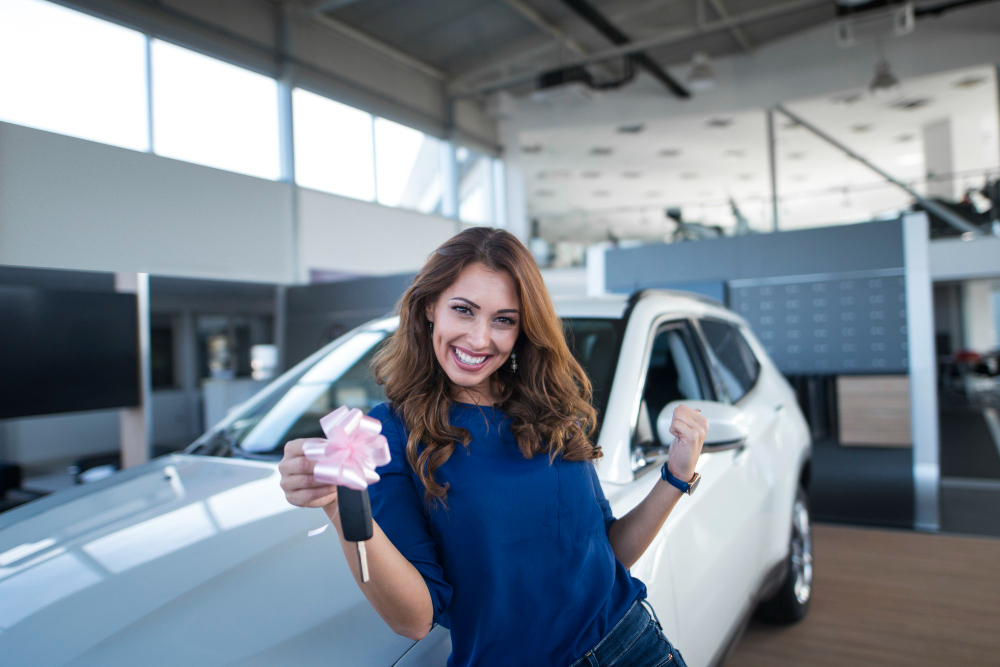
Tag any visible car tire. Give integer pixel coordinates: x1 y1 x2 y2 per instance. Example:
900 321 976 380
757 484 812 625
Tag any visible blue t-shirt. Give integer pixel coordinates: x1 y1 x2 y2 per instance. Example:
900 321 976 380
366 401 647 667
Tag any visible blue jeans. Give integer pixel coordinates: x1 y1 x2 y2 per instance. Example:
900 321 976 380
568 597 689 667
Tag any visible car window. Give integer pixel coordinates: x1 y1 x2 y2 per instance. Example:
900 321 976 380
220 330 390 456
699 319 759 403
562 317 623 439
635 322 711 447
190 316 625 459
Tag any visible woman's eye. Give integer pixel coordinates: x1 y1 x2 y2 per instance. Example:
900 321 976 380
452 305 471 315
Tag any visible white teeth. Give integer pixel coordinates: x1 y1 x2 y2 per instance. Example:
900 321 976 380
454 348 486 365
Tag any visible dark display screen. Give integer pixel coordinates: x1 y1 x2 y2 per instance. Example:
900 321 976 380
0 286 140 419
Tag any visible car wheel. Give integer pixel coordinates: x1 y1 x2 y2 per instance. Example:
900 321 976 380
758 484 812 625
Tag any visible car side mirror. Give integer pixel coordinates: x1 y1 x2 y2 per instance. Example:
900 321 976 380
656 399 749 452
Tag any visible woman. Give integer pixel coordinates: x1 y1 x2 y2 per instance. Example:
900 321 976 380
279 227 707 666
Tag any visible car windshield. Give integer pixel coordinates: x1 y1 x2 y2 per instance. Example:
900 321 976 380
187 316 623 459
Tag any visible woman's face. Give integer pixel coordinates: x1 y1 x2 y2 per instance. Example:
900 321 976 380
424 262 522 405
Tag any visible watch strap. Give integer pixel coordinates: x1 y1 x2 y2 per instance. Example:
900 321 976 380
660 462 691 494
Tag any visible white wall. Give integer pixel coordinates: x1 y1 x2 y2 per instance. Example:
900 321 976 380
962 279 999 352
0 122 296 283
0 121 465 284
929 235 1000 281
297 187 458 282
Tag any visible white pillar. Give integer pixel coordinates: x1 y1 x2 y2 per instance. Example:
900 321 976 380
902 212 939 531
586 243 610 296
115 272 152 468
922 119 954 200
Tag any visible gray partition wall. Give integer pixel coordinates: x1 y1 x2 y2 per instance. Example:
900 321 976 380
607 219 908 376
604 215 939 530
282 272 416 369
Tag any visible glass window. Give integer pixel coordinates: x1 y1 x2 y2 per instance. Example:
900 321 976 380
374 117 445 213
0 0 148 150
457 146 494 225
700 319 758 402
293 88 375 200
151 39 279 180
562 318 625 439
636 323 711 447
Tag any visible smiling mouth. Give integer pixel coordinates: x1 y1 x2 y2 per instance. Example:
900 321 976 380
451 346 491 370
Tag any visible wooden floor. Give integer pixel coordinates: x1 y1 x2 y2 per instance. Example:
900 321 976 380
726 524 1000 667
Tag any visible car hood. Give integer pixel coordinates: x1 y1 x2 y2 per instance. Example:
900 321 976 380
0 454 417 667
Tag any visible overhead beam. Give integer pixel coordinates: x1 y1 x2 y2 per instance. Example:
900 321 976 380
504 0 618 79
704 0 753 52
449 0 827 96
559 0 690 98
775 104 980 235
308 13 445 80
298 0 366 16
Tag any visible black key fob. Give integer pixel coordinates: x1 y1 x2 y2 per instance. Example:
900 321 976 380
337 486 373 542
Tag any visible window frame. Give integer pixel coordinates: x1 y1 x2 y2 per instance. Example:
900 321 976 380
629 316 716 457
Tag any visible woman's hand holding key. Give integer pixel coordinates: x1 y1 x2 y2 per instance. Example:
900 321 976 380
278 439 340 509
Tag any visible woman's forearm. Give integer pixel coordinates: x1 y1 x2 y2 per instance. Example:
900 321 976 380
606 478 684 570
323 503 435 640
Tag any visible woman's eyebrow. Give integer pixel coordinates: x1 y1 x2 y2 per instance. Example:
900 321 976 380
450 296 520 314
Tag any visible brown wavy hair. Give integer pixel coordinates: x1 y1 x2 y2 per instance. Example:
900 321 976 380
370 227 600 510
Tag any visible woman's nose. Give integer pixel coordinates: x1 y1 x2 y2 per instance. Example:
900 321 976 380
467 319 489 349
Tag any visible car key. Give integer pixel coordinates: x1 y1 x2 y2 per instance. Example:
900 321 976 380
337 486 373 582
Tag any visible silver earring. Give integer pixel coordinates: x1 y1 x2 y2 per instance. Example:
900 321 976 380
510 351 517 372
428 321 433 332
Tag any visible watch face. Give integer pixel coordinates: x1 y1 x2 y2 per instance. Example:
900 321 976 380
688 474 702 495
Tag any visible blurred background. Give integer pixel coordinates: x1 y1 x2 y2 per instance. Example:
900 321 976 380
0 0 998 664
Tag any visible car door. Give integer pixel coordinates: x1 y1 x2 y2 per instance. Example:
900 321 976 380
669 317 774 665
620 318 749 664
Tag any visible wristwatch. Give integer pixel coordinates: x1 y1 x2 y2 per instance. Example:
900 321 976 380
661 462 701 496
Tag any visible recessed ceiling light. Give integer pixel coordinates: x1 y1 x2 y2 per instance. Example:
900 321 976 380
706 117 733 128
894 133 916 143
645 190 663 197
791 174 809 182
581 171 602 178
952 76 986 89
681 172 699 180
889 97 932 111
723 149 745 159
895 153 923 166
537 170 572 180
617 123 645 134
850 123 874 133
658 148 682 157
592 190 611 197
521 144 543 154
622 171 642 179
590 147 614 156
535 190 555 197
787 152 806 160
738 173 755 181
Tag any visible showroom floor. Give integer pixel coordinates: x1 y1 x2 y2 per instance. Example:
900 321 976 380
727 523 1000 666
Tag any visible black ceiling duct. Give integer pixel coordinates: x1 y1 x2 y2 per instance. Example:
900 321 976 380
558 0 690 99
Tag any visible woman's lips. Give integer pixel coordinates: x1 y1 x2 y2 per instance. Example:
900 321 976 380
451 346 491 372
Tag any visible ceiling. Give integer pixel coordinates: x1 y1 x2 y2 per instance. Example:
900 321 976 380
516 63 1000 243
316 0 837 93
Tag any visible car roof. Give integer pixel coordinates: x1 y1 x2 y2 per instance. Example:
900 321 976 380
552 289 729 320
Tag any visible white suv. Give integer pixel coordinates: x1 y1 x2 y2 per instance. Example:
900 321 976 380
0 289 812 667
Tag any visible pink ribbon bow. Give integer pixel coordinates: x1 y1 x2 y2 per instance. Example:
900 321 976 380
302 405 391 491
